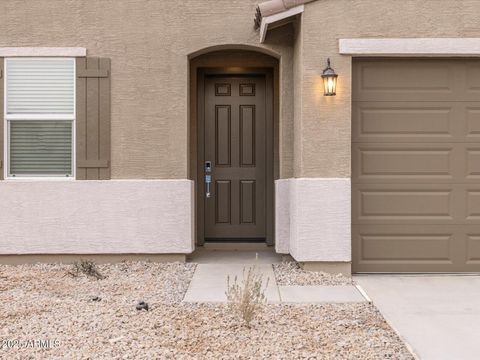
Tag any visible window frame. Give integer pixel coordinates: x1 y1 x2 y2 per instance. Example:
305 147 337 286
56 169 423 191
3 57 76 180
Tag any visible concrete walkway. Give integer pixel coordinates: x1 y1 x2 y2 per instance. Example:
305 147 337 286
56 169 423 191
279 285 365 303
355 275 480 360
183 263 281 303
184 248 367 304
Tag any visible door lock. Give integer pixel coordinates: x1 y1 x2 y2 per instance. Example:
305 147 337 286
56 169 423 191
205 161 212 198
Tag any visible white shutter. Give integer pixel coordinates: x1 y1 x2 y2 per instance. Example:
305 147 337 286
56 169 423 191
6 59 74 115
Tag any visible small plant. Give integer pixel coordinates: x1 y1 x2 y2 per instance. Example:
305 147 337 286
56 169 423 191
66 259 105 280
225 266 268 327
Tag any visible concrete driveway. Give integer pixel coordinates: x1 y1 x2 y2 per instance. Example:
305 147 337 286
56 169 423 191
355 275 480 360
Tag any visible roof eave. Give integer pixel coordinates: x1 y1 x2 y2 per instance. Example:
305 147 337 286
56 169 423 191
259 4 305 43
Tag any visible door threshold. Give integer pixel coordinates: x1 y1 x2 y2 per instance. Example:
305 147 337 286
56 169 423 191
205 238 266 243
203 242 270 251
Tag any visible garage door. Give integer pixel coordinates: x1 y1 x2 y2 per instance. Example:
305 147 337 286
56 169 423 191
352 58 480 272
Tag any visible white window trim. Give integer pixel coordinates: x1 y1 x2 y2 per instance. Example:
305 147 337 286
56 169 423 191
4 57 76 180
0 47 86 57
339 38 480 56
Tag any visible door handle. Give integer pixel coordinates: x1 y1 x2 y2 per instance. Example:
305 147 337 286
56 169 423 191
205 161 212 198
205 175 212 198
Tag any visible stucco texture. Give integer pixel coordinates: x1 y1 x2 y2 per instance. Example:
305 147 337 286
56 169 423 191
276 178 351 262
2 0 476 180
0 180 194 254
0 0 294 179
275 179 290 254
296 0 480 177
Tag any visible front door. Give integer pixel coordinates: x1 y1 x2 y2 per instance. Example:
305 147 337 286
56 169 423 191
200 75 269 242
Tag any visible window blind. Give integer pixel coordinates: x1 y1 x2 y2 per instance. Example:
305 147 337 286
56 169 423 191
6 59 74 115
9 121 72 176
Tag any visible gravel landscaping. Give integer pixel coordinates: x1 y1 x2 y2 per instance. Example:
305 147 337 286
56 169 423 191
273 261 353 286
0 261 412 359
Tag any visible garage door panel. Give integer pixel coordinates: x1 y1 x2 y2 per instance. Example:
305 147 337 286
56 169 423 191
352 102 466 143
466 146 480 180
352 143 460 183
353 184 458 224
466 189 480 221
353 60 463 102
354 226 453 262
466 106 480 139
466 62 480 94
352 225 478 272
354 143 480 183
466 234 480 264
354 184 480 225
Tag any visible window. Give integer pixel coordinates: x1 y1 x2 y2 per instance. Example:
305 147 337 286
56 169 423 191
4 58 75 178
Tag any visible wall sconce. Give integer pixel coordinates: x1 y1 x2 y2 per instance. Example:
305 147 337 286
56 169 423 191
321 58 338 96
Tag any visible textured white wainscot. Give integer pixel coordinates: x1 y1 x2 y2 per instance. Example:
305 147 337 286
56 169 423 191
0 180 194 254
281 178 351 262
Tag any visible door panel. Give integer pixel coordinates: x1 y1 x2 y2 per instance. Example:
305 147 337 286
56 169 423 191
239 105 255 166
215 180 231 224
240 180 256 224
203 76 267 240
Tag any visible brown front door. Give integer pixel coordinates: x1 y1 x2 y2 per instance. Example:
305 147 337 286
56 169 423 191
200 75 269 241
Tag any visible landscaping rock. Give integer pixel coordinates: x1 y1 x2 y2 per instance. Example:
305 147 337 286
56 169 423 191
273 261 353 286
0 261 413 359
136 301 149 311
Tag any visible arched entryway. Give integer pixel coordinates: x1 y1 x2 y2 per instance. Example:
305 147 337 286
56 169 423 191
189 48 279 246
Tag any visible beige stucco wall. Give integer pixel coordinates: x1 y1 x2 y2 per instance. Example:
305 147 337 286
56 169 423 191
3 0 476 180
0 0 294 179
292 16 303 178
297 0 480 178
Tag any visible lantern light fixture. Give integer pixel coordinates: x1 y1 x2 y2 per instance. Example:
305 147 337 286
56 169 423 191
321 58 338 96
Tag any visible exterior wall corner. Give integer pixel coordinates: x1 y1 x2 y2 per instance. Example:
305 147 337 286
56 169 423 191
276 177 351 262
275 179 291 254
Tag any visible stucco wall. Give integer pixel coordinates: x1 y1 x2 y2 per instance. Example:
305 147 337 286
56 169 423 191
0 0 294 179
289 178 351 262
292 16 303 178
3 0 480 260
275 179 290 254
275 178 351 261
0 180 194 254
2 0 475 179
297 0 480 178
